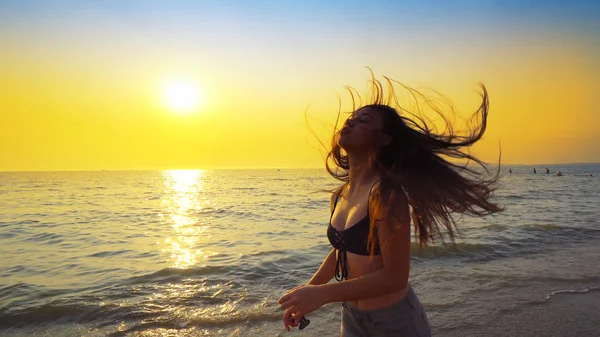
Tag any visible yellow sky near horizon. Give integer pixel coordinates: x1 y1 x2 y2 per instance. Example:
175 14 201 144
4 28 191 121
1 2 599 171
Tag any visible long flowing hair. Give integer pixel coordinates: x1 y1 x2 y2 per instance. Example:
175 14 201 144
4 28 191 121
323 72 503 252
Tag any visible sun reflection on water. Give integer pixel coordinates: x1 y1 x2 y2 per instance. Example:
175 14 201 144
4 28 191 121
160 170 216 268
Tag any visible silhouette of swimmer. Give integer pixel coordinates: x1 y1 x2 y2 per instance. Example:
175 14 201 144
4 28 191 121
533 168 537 174
556 171 563 176
546 167 549 174
509 169 512 174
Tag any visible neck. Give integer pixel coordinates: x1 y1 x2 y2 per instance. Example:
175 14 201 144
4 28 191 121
347 153 378 191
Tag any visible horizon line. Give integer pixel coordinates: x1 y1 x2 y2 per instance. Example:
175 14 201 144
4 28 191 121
1 162 599 173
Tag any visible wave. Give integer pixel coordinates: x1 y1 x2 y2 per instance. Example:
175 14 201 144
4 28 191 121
13 219 41 225
195 207 303 224
294 198 329 210
0 282 37 300
502 195 525 200
207 208 270 221
543 286 600 301
507 274 600 286
413 223 600 262
106 308 282 336
23 232 62 242
451 222 600 262
522 223 564 231
0 291 282 331
0 303 98 328
484 223 508 231
126 265 233 284
411 242 495 259
0 299 172 329
518 224 600 243
86 250 134 258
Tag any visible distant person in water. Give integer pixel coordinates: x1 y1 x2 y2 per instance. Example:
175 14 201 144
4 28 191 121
533 168 537 174
509 168 512 174
557 171 563 176
278 73 503 336
546 167 550 174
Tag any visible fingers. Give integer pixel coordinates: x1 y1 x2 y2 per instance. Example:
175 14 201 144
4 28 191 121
278 293 290 305
283 307 298 330
282 309 303 330
289 313 304 328
279 297 297 310
279 285 306 331
280 300 295 310
283 306 308 331
278 285 303 305
283 309 294 331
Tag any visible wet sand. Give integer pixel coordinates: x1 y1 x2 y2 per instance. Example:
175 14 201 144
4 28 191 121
435 290 600 337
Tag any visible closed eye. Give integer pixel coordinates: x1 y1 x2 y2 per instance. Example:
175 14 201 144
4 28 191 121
346 112 372 125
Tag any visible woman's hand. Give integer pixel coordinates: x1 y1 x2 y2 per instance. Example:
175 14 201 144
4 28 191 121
278 284 328 331
279 284 305 330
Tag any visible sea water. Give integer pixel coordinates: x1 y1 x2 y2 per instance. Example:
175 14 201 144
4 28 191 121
1 164 599 336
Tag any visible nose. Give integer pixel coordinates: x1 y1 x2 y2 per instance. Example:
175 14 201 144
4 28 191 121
345 118 354 128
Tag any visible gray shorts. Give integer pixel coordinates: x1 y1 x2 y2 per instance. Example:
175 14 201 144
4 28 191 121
341 287 432 337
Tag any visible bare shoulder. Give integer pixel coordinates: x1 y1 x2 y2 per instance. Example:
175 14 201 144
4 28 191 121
370 182 410 223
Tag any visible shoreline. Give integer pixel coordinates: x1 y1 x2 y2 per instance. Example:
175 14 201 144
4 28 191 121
435 290 600 337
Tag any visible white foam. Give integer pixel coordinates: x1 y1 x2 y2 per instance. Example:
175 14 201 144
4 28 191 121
544 286 600 301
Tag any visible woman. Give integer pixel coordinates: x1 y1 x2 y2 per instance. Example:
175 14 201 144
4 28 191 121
278 75 502 336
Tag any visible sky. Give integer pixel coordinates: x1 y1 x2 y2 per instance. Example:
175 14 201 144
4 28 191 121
1 0 599 171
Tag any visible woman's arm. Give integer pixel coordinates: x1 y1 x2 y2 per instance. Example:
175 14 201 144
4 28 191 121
307 189 341 285
307 248 336 285
319 229 409 302
278 219 411 319
278 187 411 320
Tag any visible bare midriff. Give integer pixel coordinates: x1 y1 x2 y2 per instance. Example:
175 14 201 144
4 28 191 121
341 251 410 310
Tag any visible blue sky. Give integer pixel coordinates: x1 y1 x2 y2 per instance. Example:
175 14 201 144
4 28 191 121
1 0 599 169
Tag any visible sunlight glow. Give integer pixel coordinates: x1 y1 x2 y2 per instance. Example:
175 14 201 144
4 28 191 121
160 170 216 268
161 80 202 113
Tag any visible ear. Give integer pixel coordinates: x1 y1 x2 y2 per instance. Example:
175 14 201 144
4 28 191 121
381 134 392 146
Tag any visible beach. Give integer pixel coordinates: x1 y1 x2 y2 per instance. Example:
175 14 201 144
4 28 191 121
449 290 600 337
432 239 600 337
1 165 599 336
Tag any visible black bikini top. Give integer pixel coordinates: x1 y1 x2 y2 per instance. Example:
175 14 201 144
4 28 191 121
327 183 381 281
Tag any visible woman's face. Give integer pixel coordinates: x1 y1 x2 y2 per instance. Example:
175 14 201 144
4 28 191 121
338 107 388 153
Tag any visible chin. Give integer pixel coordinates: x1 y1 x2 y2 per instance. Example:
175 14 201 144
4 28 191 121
338 134 351 150
338 138 361 153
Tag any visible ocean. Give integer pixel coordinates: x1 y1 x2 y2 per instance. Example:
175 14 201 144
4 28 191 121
1 164 599 336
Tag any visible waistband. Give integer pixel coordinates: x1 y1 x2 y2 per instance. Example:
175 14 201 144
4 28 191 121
342 287 419 316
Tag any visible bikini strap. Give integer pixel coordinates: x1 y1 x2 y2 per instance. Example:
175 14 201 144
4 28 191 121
330 185 344 221
331 180 379 218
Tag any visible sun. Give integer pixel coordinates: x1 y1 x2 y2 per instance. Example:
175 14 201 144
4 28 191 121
161 79 202 114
